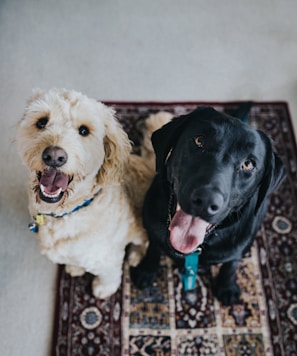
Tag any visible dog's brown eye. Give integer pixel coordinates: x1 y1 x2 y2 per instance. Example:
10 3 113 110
242 159 255 171
79 125 90 136
194 136 205 148
36 117 48 129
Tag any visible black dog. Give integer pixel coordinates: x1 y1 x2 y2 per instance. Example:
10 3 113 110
131 106 285 305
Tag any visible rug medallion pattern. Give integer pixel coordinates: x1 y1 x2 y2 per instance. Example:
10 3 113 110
52 102 297 356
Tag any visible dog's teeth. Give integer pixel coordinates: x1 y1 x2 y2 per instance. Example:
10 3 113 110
40 184 62 198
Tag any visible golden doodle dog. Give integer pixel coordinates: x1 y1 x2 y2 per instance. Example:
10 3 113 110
17 88 172 299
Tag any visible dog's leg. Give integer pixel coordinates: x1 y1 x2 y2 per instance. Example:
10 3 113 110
130 239 161 289
92 267 122 299
65 264 86 277
214 260 241 306
126 244 147 267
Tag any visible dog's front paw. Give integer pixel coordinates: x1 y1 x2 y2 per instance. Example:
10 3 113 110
214 282 241 306
127 245 146 267
130 266 157 289
92 276 120 299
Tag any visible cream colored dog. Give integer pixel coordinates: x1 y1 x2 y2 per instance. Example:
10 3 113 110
17 88 172 299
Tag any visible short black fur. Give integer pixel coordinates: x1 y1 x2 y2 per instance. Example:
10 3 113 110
131 106 286 306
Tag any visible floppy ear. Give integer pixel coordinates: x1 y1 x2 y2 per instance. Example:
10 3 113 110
152 106 216 172
152 115 188 172
97 106 131 185
255 131 286 213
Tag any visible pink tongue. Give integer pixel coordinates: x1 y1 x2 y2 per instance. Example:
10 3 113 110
40 169 69 194
169 208 209 254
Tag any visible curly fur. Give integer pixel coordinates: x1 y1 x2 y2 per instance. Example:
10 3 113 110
17 88 171 298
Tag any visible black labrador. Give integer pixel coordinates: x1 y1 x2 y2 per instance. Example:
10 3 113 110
131 106 285 305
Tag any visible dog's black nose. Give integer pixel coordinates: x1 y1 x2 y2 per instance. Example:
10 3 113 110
42 146 68 168
191 188 224 217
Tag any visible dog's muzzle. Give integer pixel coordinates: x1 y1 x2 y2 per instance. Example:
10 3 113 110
37 146 70 203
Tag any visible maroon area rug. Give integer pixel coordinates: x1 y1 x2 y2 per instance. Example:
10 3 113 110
52 102 297 356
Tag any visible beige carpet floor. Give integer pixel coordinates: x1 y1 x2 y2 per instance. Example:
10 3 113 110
1 1 297 355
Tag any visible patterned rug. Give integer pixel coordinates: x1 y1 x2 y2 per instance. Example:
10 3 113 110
52 102 297 356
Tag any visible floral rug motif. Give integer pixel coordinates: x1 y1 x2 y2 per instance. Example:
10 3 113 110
52 102 297 356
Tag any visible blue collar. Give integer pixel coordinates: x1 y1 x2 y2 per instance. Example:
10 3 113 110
29 190 100 233
44 196 95 219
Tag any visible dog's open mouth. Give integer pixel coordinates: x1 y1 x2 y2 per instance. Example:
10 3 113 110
37 169 70 203
169 204 212 255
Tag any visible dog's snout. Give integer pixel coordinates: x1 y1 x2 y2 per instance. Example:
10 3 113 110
42 146 68 168
191 188 224 217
